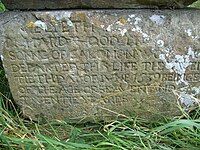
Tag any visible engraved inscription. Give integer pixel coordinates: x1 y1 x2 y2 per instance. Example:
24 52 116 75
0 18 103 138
2 11 200 121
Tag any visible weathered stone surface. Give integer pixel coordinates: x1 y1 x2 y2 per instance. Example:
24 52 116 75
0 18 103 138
1 0 198 9
0 10 200 122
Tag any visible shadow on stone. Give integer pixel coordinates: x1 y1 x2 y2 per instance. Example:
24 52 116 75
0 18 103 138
0 57 19 116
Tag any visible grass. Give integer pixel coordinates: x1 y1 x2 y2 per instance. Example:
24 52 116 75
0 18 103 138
190 0 200 8
0 94 200 149
0 1 200 150
0 1 5 12
0 88 199 150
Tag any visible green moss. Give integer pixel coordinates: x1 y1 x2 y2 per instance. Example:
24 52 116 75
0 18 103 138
0 1 5 12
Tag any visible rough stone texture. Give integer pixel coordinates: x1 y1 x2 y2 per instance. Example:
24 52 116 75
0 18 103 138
0 10 200 122
1 0 198 9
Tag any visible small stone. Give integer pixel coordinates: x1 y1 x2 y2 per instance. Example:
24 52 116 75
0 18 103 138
0 10 200 122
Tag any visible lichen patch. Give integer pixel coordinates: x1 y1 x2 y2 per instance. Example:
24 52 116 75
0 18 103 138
149 15 165 25
157 40 165 47
185 28 199 40
45 12 74 27
0 55 4 60
35 20 47 31
159 47 198 85
179 92 197 107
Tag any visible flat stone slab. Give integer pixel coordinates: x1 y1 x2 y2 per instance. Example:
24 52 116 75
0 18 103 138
0 10 200 122
1 0 198 9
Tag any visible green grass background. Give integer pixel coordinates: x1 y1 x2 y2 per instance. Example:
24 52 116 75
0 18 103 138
0 1 200 149
190 0 200 7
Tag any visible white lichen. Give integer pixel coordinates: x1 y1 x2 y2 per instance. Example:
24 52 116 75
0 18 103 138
159 47 197 85
47 11 72 20
192 87 200 96
119 28 127 36
106 24 112 32
46 11 74 27
131 17 150 41
67 20 73 27
157 40 165 47
142 33 150 41
149 15 165 25
129 14 135 18
185 28 192 37
34 20 47 31
116 21 124 26
105 19 128 36
64 12 72 18
100 25 105 28
184 28 199 40
187 47 195 59
0 55 3 60
173 89 199 108
134 17 142 25
179 92 196 107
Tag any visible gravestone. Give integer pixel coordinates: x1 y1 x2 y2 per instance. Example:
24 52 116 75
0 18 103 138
1 0 198 9
0 10 200 122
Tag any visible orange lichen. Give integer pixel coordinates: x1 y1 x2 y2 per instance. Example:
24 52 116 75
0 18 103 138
51 18 57 24
27 21 35 28
119 17 127 25
76 12 87 21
